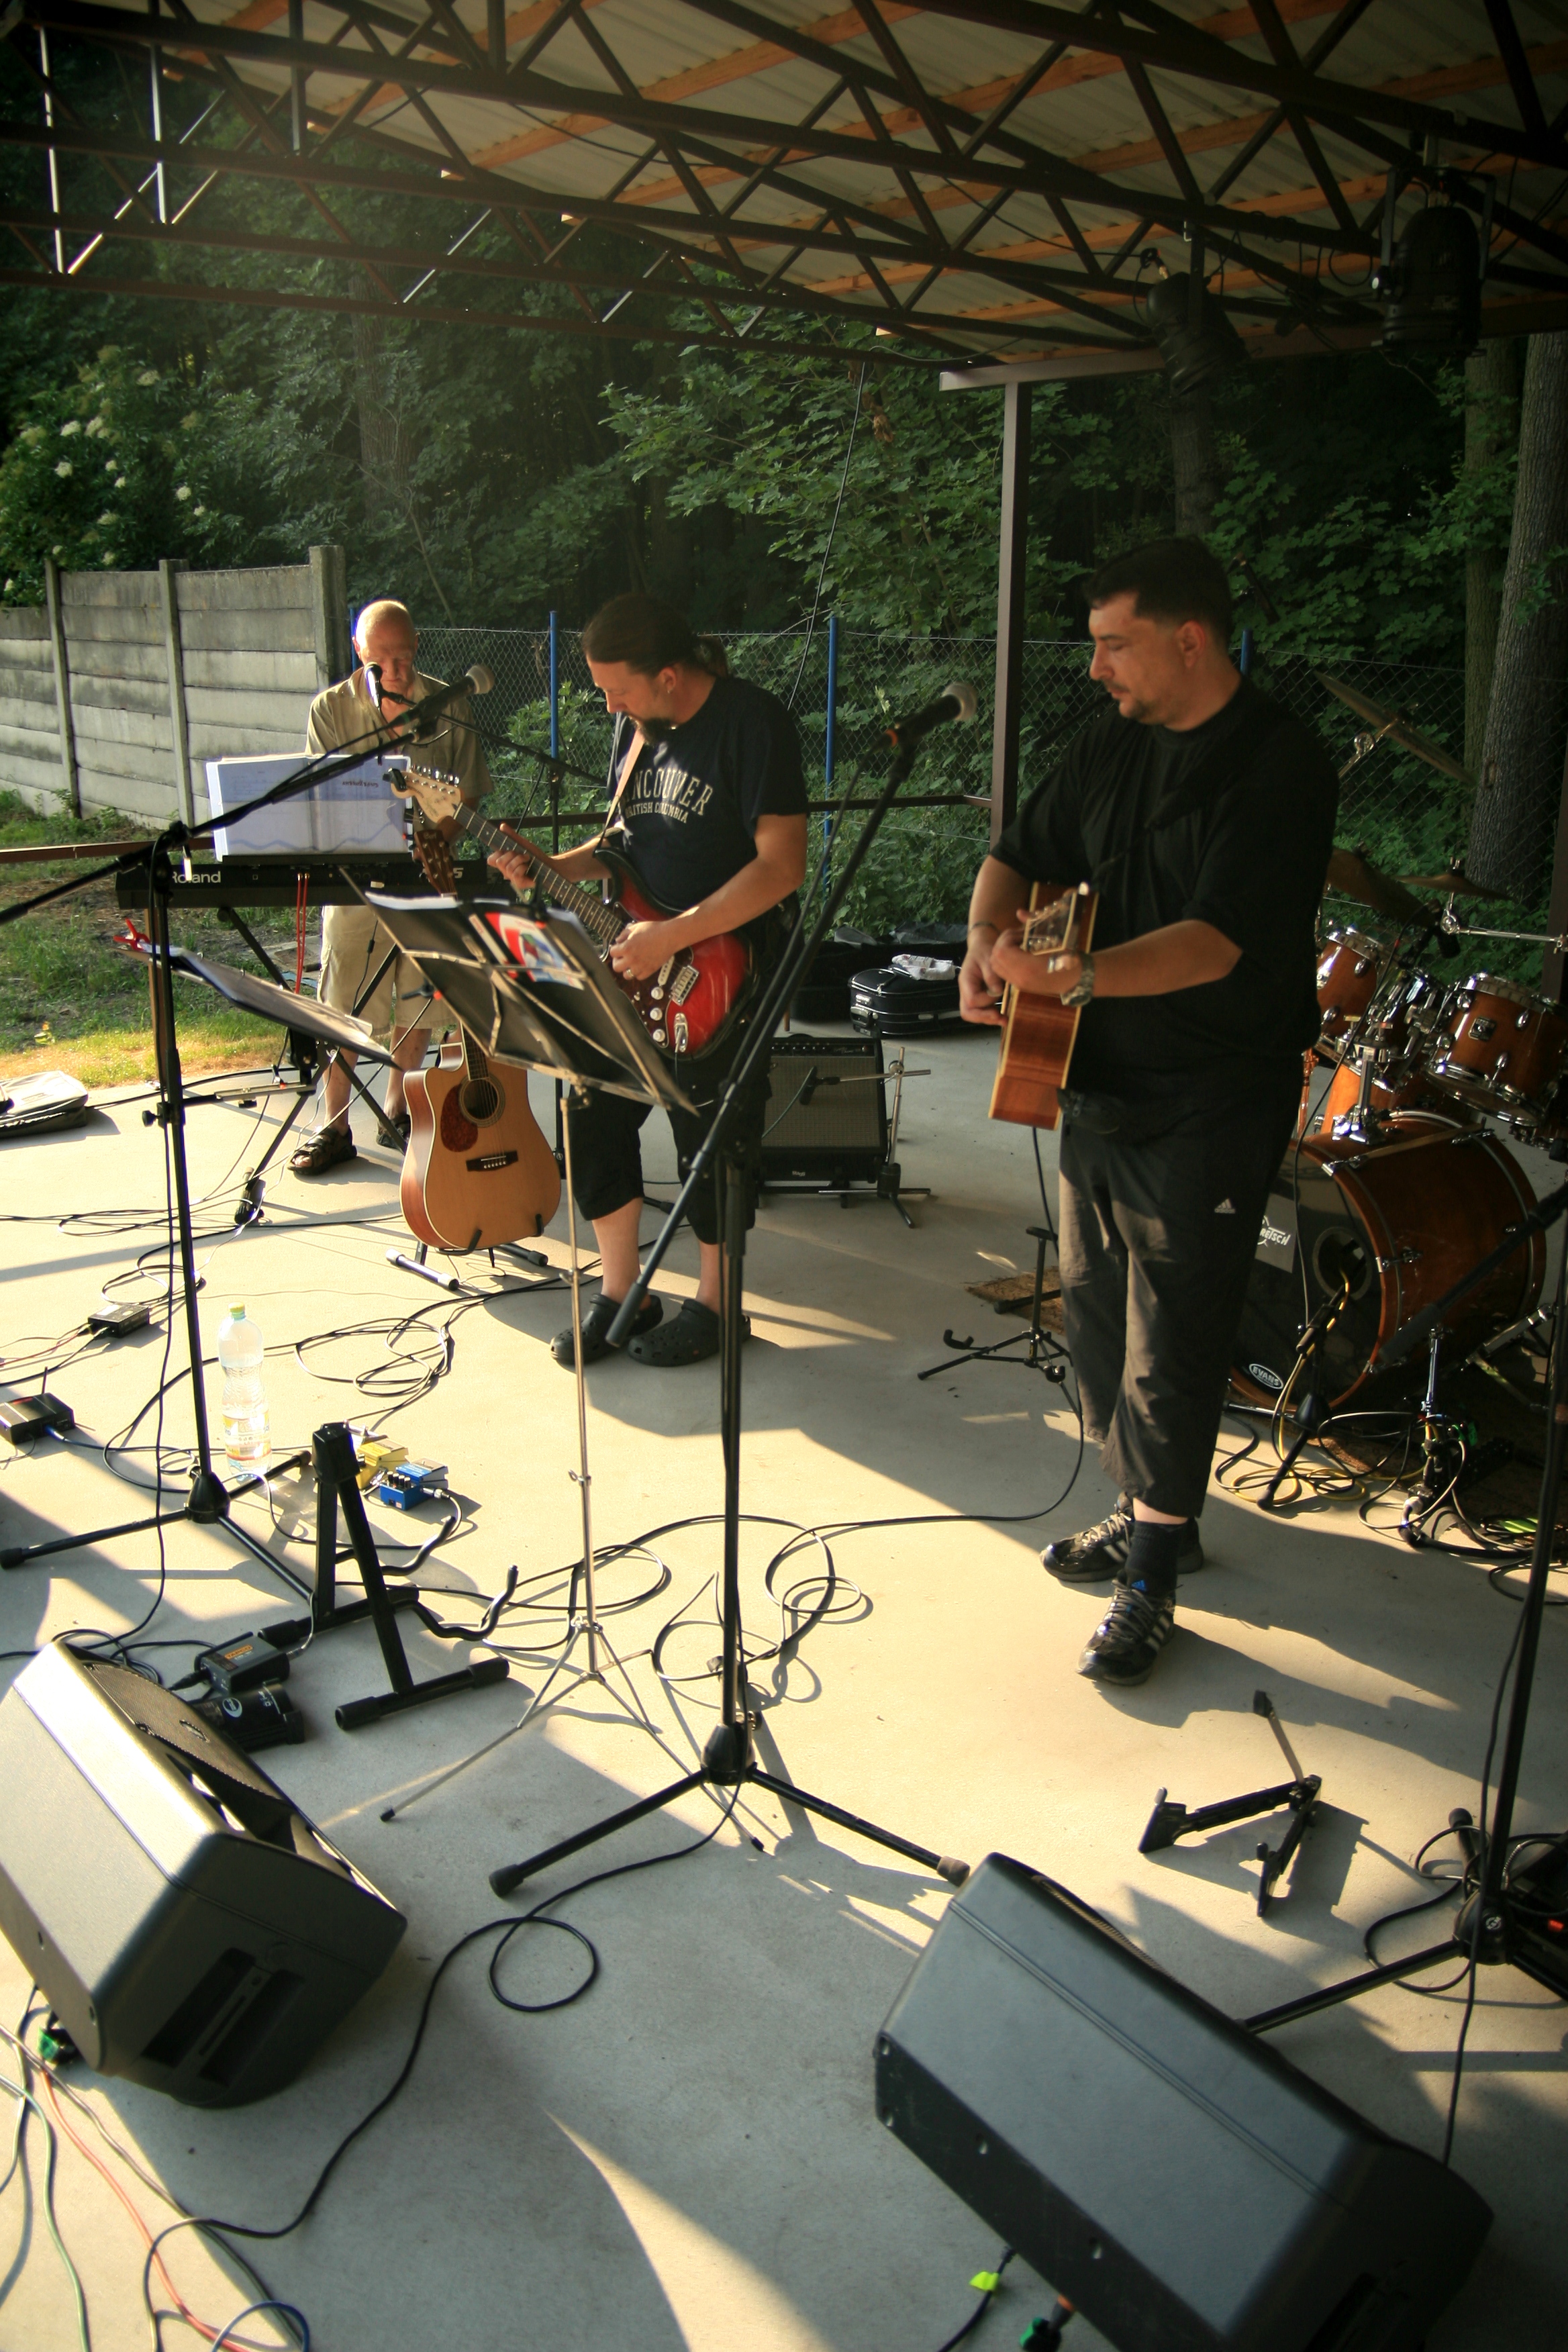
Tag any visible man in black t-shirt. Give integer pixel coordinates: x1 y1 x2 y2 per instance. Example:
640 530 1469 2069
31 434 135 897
961 539 1336 1688
489 595 808 1370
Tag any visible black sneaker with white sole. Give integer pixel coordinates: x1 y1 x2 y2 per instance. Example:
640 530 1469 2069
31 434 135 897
1077 1581 1177 1687
1042 1498 1204 1583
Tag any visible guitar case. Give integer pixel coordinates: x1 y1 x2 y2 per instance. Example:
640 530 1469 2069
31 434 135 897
791 927 889 1024
850 962 963 1036
0 1070 91 1139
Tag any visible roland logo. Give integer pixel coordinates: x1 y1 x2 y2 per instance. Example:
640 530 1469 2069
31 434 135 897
1247 1361 1285 1392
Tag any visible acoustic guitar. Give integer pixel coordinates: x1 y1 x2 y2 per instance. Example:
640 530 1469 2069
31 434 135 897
397 771 750 1059
399 824 562 1251
989 881 1099 1131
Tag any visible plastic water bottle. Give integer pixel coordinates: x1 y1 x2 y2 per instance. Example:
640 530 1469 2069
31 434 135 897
217 1303 269 1471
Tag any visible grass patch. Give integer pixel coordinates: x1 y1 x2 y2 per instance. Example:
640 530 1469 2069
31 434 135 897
0 791 285 1083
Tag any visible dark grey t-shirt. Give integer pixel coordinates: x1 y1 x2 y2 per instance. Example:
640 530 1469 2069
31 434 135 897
605 675 807 912
993 680 1337 1105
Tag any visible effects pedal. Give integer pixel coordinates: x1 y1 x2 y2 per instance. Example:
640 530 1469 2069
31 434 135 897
192 1683 305 1753
87 1302 152 1338
375 1463 448 1510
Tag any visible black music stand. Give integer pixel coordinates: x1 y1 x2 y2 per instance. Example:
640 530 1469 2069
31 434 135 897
0 948 396 1589
485 723 975 1900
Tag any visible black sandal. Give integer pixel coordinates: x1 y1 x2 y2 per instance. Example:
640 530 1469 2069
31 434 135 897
552 1289 662 1368
627 1298 747 1367
289 1126 357 1177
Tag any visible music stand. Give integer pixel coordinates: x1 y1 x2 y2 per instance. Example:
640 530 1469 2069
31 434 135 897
483 726 976 1900
346 889 707 1816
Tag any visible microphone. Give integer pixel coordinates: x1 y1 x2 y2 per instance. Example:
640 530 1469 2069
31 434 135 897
885 679 978 748
385 664 495 736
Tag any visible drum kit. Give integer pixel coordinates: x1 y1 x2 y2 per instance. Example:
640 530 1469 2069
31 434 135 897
1234 681 1568 1456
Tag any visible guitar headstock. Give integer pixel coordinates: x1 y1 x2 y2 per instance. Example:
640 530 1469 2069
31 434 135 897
411 822 458 895
398 765 463 830
1020 882 1093 959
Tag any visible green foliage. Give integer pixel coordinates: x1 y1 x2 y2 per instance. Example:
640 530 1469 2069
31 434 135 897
0 348 256 598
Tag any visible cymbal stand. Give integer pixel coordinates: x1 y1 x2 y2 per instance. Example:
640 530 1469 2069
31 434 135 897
377 1106 677 1822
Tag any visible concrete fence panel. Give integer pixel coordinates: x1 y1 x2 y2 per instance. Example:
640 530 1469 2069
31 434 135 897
0 546 345 825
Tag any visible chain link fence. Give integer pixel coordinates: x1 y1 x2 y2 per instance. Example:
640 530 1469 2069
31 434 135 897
418 624 1558 971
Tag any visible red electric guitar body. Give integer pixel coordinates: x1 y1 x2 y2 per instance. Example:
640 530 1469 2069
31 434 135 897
399 770 751 1059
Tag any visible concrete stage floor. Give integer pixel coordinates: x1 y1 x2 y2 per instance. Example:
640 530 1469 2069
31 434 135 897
1 1028 1565 2352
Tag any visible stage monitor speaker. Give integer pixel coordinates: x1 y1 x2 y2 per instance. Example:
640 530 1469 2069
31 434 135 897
876 1855 1490 2352
0 1641 406 2108
761 1033 886 1185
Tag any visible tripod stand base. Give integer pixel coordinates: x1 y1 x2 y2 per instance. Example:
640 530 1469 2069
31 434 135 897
187 1466 231 1524
488 1732 969 1898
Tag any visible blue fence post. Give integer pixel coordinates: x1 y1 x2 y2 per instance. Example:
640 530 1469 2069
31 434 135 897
548 608 560 755
1239 626 1254 677
823 613 838 901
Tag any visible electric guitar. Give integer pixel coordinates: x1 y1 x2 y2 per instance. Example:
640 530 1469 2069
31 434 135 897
989 881 1099 1131
397 771 750 1059
399 823 562 1251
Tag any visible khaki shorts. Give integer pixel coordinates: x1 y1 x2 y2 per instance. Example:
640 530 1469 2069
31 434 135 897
319 903 436 1041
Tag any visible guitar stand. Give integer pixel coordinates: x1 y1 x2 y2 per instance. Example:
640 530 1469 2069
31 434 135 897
918 1223 1072 1383
1138 1689 1322 1917
385 1238 552 1295
262 1422 508 1730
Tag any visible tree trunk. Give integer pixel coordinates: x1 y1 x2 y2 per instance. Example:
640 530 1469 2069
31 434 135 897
1169 385 1220 538
1467 332 1568 901
1463 338 1520 775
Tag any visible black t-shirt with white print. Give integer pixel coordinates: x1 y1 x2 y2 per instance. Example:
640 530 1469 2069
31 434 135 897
605 674 807 916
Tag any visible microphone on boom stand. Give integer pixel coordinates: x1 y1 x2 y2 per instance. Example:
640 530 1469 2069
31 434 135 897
885 679 979 749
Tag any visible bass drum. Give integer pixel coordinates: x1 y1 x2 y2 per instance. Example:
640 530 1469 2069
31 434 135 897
1233 1113 1543 1406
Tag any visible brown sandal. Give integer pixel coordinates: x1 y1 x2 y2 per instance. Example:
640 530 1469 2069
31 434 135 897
289 1126 357 1176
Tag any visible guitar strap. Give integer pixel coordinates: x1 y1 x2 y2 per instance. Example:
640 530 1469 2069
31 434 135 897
1088 692 1291 889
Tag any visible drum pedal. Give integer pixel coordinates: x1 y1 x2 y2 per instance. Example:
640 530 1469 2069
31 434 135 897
1138 1691 1322 1918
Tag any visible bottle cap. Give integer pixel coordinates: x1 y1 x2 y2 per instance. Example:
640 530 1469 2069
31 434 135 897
229 1302 244 1317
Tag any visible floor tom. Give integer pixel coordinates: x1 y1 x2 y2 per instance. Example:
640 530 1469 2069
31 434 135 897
1234 1113 1542 1405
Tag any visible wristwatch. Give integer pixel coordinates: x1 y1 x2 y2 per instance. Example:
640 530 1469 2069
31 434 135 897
1060 953 1096 1010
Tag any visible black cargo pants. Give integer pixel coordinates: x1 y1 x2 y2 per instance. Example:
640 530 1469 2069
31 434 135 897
1057 1079 1299 1521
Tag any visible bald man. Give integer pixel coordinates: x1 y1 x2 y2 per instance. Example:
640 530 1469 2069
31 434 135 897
291 599 491 1175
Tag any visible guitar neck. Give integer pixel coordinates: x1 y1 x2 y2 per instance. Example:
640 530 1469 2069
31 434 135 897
444 798 623 949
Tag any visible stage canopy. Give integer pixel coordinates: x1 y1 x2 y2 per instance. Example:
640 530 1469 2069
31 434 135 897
0 2 1565 363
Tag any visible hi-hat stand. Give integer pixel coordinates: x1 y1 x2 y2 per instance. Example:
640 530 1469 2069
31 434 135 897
1244 1178 1568 2037
485 705 981 1899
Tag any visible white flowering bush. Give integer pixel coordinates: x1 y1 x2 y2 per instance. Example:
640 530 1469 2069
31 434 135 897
0 346 247 599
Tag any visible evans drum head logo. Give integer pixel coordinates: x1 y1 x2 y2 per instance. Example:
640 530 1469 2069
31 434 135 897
1247 1361 1285 1391
1255 1194 1297 1271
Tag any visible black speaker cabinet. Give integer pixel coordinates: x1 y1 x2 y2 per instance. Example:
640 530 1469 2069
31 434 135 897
0 1642 406 2108
876 1856 1490 2352
761 1033 887 1185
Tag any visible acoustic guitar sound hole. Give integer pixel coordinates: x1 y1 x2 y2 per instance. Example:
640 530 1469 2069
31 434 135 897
462 1081 501 1123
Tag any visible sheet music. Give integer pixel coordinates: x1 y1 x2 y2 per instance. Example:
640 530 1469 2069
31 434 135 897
207 751 411 860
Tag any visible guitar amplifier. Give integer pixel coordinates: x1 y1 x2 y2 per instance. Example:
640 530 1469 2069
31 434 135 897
0 1643 406 2108
876 1855 1491 2352
761 1034 886 1185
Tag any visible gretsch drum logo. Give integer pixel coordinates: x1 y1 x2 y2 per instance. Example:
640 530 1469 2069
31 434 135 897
1255 1193 1298 1270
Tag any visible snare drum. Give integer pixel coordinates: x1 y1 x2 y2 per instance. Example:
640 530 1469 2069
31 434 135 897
1316 928 1385 1054
1234 1112 1543 1404
1429 973 1568 1114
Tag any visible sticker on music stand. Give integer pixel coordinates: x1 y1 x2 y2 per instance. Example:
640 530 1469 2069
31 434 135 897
485 910 585 988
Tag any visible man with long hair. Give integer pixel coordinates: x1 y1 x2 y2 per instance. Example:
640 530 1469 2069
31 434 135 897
489 593 807 1368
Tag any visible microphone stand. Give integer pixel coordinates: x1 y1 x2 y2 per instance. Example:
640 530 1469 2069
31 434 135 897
486 718 977 1898
0 705 463 1586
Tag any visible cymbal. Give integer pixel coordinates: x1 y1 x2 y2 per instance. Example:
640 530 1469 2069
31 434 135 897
1317 673 1473 784
1397 865 1510 901
1324 846 1426 926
